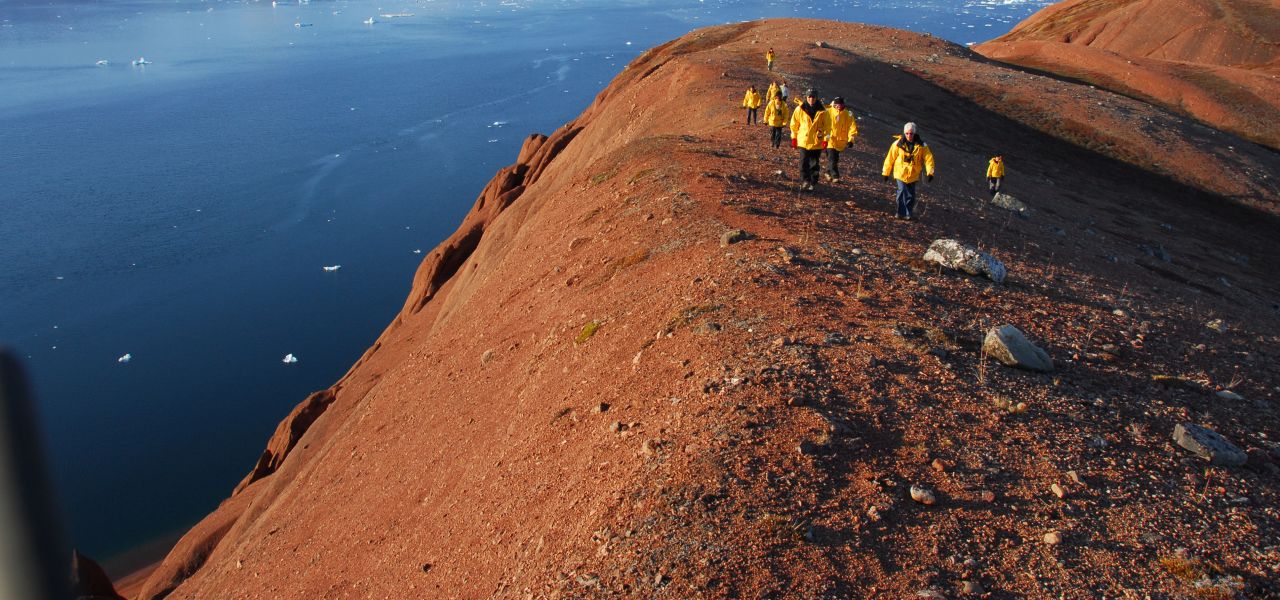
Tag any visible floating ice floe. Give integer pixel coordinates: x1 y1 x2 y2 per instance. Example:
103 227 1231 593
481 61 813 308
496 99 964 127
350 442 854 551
363 17 376 24
132 57 150 66
95 59 109 66
322 265 341 272
117 353 132 363
412 249 422 254
282 353 298 364
295 21 313 27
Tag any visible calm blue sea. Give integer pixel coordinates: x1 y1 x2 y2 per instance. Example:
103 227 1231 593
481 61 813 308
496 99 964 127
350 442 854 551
0 0 1050 569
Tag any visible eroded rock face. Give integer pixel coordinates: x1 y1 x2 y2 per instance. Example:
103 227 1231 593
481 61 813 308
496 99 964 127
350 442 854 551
983 325 1054 372
1173 423 1247 466
71 550 124 600
234 388 336 494
923 239 1007 283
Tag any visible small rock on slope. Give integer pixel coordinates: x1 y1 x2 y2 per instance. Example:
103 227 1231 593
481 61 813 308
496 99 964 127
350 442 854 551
983 325 1053 372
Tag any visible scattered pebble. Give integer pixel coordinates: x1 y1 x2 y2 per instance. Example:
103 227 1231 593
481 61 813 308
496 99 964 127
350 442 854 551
720 229 747 247
910 485 937 505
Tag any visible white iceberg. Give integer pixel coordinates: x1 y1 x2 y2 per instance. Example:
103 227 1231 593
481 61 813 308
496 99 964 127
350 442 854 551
282 353 298 364
322 265 341 272
117 353 132 363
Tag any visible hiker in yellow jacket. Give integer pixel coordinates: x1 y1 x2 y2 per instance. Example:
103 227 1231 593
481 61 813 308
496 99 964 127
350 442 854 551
986 154 1005 196
742 86 762 125
766 48 776 71
790 89 832 191
766 81 780 103
763 94 789 148
822 97 858 182
881 122 936 220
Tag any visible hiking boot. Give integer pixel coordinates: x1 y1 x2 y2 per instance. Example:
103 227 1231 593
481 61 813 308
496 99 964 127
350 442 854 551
823 173 832 182
832 177 841 183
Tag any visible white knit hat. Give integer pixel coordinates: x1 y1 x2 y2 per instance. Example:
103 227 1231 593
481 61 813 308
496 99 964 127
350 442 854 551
903 122 917 133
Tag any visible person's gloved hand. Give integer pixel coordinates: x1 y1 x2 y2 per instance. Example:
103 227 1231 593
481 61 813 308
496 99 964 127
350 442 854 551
883 176 890 182
927 174 934 183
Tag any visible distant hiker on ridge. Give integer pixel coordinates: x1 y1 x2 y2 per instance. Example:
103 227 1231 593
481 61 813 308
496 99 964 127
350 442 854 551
790 89 832 192
987 153 1005 196
823 96 858 183
882 122 935 220
766 48 776 71
764 92 789 149
742 85 762 125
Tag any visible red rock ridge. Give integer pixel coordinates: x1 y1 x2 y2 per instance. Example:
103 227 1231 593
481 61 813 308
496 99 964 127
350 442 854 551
977 0 1280 149
134 19 1280 599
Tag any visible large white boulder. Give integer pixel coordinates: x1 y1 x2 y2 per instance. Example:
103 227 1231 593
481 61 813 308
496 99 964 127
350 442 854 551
923 239 1006 283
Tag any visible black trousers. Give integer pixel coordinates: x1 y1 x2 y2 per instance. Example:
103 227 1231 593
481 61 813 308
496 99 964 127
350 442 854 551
799 148 822 185
825 148 841 178
770 126 784 148
988 177 1002 195
746 108 758 124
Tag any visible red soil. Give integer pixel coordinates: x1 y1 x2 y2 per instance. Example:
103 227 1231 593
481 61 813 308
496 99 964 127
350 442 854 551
977 0 1280 150
130 19 1280 599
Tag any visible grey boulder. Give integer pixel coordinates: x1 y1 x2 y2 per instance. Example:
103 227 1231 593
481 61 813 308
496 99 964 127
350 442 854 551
1173 423 1246 466
923 239 1006 283
991 192 1030 217
983 325 1053 372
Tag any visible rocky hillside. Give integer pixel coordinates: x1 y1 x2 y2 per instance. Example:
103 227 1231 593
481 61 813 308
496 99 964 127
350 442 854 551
132 19 1280 599
977 0 1280 150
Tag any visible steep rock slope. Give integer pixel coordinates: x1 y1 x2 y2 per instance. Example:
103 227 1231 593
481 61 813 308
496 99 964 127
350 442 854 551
138 19 1280 598
977 0 1280 149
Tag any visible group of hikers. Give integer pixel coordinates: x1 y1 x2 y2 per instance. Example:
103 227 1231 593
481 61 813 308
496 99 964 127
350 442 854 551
741 49 1007 221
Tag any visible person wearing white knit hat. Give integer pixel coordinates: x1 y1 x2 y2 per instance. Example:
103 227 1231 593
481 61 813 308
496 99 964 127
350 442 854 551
881 122 936 220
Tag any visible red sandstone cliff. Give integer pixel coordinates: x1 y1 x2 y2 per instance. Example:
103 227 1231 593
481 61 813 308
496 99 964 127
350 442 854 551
977 0 1280 149
135 19 1280 599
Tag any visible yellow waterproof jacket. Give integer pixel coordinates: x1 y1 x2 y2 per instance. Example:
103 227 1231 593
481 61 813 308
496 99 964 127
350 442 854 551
986 158 1005 178
790 104 832 150
764 98 789 127
766 82 779 101
742 89 762 109
766 50 776 63
882 135 936 183
826 107 858 151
